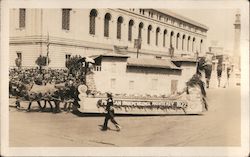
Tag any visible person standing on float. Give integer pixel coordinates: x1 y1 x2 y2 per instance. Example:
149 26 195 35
101 93 121 131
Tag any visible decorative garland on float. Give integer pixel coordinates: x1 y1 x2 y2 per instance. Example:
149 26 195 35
96 99 188 113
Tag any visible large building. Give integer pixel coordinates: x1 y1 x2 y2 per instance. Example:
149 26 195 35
9 8 208 68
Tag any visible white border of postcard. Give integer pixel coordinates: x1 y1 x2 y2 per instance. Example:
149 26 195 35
1 0 249 156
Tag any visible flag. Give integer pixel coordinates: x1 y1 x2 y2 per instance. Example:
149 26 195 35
134 39 141 49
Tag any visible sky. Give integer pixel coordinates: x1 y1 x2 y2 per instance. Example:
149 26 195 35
171 9 237 54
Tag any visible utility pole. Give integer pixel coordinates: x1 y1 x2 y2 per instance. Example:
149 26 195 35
169 44 174 58
46 32 50 66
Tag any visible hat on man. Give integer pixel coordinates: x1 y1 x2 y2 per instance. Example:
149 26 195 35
106 92 112 98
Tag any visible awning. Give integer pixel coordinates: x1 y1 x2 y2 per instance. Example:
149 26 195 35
90 53 130 60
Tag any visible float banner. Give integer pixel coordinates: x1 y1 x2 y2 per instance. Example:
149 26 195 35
97 99 188 110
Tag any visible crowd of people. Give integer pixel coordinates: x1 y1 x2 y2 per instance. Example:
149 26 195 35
9 68 84 113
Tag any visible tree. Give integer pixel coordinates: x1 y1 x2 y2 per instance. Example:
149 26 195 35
35 55 50 70
196 57 212 88
65 55 85 77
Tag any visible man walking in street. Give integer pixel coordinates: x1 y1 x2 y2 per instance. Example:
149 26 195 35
101 93 121 131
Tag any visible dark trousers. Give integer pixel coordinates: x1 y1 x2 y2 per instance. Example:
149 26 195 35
43 100 54 111
54 100 61 113
27 101 42 110
103 113 119 129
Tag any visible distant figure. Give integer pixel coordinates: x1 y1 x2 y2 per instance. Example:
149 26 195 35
101 93 121 131
217 64 223 87
224 67 231 87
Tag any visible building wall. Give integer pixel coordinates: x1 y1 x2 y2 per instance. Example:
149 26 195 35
178 62 197 90
93 57 183 96
10 44 42 67
10 8 208 68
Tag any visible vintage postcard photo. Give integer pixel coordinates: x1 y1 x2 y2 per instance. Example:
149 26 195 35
1 0 249 156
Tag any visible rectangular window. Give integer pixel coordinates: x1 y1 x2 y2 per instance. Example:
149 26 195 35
151 79 158 90
111 78 116 89
17 52 22 60
19 8 26 28
129 80 134 90
16 52 22 67
65 54 71 67
65 54 71 60
62 9 71 30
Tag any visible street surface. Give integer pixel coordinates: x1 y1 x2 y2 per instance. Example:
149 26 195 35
9 87 241 147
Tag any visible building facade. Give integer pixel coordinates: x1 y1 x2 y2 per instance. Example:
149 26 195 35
10 8 208 68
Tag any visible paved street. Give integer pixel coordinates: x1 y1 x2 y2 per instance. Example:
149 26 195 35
9 87 241 147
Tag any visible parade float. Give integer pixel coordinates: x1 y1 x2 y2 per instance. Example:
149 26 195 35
9 54 208 115
77 82 207 115
77 54 208 115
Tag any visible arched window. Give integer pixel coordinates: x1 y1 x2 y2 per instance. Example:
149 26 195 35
117 16 123 39
156 27 160 46
192 37 196 52
163 29 167 47
170 31 174 48
138 22 144 39
187 36 191 51
104 13 111 37
89 9 97 35
200 39 203 53
176 33 180 49
128 20 134 41
182 35 185 50
147 25 152 44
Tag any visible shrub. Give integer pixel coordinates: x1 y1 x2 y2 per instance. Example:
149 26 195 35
15 58 22 68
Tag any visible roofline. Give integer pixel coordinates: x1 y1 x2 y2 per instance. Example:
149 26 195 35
100 55 130 58
155 9 209 31
127 64 182 70
92 54 130 60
